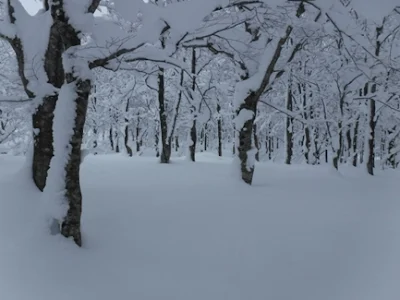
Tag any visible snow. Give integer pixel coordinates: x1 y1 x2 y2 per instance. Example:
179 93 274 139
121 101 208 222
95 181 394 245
41 83 77 222
351 0 398 21
0 153 399 300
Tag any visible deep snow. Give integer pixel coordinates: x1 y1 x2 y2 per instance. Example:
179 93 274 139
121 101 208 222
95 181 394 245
0 153 398 300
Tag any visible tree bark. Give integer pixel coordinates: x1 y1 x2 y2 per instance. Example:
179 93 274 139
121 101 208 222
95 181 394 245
285 79 294 165
217 103 223 157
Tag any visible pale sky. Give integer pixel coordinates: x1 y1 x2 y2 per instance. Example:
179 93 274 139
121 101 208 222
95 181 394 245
20 0 42 15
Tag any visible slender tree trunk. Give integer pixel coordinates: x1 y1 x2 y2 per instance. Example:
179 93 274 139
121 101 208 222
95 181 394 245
217 103 222 157
109 127 114 151
158 67 171 163
188 48 197 162
366 98 376 175
253 123 260 162
175 136 179 152
203 123 208 152
285 80 294 165
124 97 132 156
352 117 359 167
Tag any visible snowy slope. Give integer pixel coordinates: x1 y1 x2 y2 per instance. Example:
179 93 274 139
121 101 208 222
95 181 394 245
0 154 398 300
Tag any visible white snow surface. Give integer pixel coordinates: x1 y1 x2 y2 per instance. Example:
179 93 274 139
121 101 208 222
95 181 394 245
0 153 399 300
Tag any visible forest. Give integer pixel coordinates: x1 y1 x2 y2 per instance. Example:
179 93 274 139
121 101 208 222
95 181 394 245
0 1 399 299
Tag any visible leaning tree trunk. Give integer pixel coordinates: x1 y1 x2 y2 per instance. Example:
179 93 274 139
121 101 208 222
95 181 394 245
32 16 65 191
60 76 91 247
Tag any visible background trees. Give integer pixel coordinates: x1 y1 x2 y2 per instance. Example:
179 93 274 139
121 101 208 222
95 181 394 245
0 0 399 244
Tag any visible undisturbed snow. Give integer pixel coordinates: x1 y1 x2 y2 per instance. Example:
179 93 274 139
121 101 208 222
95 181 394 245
0 153 398 300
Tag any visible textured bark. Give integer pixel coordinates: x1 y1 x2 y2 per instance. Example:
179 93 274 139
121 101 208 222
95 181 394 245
367 98 376 175
32 8 65 190
253 123 260 162
285 81 294 165
109 127 114 151
61 78 91 247
352 117 359 167
217 103 223 157
237 93 257 185
188 48 197 162
189 119 197 162
124 97 133 156
32 96 57 191
124 124 133 156
158 67 171 164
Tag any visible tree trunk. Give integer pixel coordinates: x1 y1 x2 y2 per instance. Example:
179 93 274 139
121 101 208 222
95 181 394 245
352 117 359 167
285 80 294 165
188 48 197 162
60 78 91 247
253 123 260 162
366 98 376 175
217 103 222 157
237 93 257 184
158 67 171 163
109 127 114 151
32 96 57 191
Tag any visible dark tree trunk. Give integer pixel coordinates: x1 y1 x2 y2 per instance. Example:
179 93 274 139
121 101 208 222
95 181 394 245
217 103 222 157
155 122 160 158
124 97 132 156
203 123 208 152
352 117 359 167
367 98 376 175
60 77 91 247
285 81 294 165
188 48 197 162
124 124 132 156
253 123 260 162
32 96 57 191
158 67 171 164
109 127 114 151
346 126 352 163
189 119 197 162
237 93 257 184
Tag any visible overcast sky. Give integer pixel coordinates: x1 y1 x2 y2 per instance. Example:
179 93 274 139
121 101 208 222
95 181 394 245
20 0 41 15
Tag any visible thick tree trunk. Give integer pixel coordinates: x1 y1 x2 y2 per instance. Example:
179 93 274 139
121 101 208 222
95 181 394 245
32 96 57 191
237 93 257 185
60 78 91 247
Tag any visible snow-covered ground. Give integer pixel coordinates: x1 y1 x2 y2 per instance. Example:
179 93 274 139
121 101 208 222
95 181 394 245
0 153 398 300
